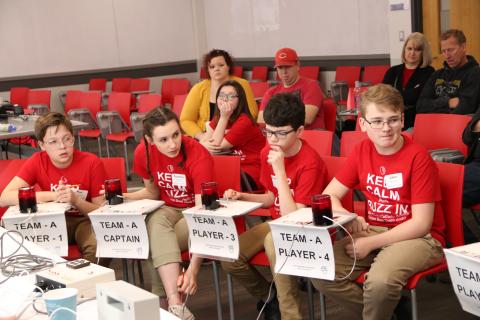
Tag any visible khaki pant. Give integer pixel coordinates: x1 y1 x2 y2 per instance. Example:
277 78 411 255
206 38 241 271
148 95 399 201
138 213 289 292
264 231 305 320
145 206 189 298
310 226 444 320
221 222 304 320
66 216 97 262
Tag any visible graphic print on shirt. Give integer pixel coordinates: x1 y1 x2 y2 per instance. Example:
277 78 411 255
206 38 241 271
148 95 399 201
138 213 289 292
157 171 194 204
232 149 246 161
365 171 410 224
50 176 87 200
434 79 461 97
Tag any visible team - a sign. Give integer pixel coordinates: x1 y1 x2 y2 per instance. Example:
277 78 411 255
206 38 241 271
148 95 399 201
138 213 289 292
2 203 69 256
89 213 149 259
445 243 480 317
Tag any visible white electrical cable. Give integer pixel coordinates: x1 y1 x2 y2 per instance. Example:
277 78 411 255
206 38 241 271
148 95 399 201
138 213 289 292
323 215 357 281
0 230 56 282
255 215 359 320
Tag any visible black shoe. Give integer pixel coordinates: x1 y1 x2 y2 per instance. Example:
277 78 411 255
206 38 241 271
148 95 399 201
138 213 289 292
257 296 281 320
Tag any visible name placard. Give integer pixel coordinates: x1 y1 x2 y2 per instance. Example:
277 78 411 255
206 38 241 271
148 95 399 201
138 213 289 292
268 208 356 280
89 213 149 259
182 200 262 261
445 243 480 317
1 203 69 256
183 212 239 261
269 222 334 280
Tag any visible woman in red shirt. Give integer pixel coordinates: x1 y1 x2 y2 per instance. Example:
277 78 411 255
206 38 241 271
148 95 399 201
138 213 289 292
125 107 213 319
201 80 265 190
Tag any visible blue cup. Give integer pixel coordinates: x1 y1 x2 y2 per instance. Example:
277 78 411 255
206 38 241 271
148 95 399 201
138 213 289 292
44 288 78 320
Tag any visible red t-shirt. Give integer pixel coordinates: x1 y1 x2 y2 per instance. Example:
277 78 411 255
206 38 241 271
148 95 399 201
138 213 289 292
259 140 328 219
402 66 415 89
209 114 266 187
17 150 106 201
133 136 213 208
260 77 325 130
335 135 446 246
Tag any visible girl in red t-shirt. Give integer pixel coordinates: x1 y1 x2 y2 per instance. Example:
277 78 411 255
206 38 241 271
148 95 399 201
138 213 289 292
201 80 265 190
125 107 213 319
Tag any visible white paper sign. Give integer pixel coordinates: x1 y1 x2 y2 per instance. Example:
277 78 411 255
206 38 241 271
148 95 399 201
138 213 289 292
267 208 356 280
183 212 239 261
2 203 69 256
445 243 480 317
269 222 335 280
182 200 261 261
89 214 149 259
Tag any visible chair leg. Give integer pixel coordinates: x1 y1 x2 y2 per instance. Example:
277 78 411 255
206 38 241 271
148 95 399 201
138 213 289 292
211 261 223 320
227 273 235 320
124 141 130 179
122 259 130 283
319 292 327 320
137 260 145 288
130 259 137 285
3 140 8 159
307 279 315 320
106 140 110 158
97 137 102 157
411 288 418 320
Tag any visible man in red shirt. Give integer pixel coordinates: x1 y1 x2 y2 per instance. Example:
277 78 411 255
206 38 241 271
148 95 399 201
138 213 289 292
0 112 106 262
257 48 325 129
222 93 327 320
310 84 445 319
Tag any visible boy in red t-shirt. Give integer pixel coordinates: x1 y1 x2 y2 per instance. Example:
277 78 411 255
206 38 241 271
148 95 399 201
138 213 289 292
0 113 106 262
311 84 445 320
222 93 327 320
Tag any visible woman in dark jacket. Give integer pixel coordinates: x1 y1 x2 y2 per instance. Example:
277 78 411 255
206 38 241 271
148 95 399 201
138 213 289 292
383 32 434 129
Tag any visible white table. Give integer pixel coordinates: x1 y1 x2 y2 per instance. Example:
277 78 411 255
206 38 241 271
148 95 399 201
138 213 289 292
0 116 88 140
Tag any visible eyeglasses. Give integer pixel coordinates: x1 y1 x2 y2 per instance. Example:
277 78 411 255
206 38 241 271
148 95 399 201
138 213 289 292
218 93 238 101
262 128 295 139
44 135 75 148
363 117 402 130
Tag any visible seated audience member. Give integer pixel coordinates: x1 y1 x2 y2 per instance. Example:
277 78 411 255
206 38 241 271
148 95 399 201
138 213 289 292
180 49 257 140
383 32 434 128
0 112 106 262
462 111 480 208
201 80 265 190
124 107 214 320
417 29 480 115
222 93 327 320
310 84 445 320
257 48 325 129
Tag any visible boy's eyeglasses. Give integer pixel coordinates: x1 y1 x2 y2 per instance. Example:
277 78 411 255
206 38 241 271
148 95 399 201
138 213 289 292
44 135 75 148
262 128 295 139
218 94 239 101
363 117 402 130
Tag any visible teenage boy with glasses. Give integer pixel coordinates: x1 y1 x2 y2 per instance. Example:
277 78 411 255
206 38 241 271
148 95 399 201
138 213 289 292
222 93 327 320
310 84 445 320
0 112 106 262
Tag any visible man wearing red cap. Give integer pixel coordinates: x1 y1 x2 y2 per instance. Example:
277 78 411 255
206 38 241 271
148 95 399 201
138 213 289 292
258 48 325 129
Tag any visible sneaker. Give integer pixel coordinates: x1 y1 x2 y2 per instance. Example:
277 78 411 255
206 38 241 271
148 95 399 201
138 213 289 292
168 304 195 320
256 296 281 320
